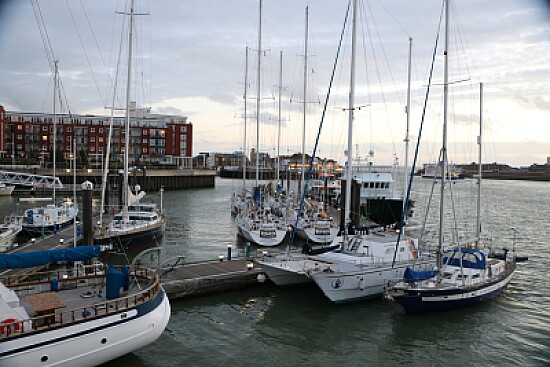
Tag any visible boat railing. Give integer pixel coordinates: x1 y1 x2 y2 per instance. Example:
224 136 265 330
0 265 161 339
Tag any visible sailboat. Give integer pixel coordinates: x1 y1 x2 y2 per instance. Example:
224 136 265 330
235 0 288 247
21 61 78 237
0 246 170 366
95 0 165 252
257 1 434 290
293 6 338 244
389 2 517 311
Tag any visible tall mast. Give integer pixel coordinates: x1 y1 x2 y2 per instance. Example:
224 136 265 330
255 0 262 188
277 50 283 187
345 0 358 230
52 60 58 203
476 82 483 248
122 0 136 224
300 6 309 197
242 46 249 189
438 0 450 269
403 37 413 218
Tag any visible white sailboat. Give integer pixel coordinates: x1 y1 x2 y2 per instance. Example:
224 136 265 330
21 61 78 237
0 183 14 197
307 0 437 303
258 2 434 288
96 0 165 252
235 0 288 247
293 6 338 244
389 2 517 312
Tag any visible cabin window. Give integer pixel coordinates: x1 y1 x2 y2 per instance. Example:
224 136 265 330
456 274 467 281
472 274 480 279
442 272 452 279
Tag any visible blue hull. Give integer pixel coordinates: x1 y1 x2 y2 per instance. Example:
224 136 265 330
393 266 515 313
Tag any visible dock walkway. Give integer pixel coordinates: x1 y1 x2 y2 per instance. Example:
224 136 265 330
161 258 264 300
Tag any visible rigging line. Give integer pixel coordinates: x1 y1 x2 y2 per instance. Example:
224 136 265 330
30 0 55 67
65 0 106 107
373 0 410 38
391 1 444 269
365 0 405 107
289 0 351 251
361 1 397 156
78 0 117 102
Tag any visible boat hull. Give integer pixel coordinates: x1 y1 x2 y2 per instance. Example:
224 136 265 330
360 198 413 225
256 259 312 285
0 289 170 367
21 218 75 238
96 222 165 253
392 265 515 313
295 226 338 244
312 260 434 304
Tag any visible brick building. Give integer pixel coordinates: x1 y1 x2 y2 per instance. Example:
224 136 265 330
0 104 192 165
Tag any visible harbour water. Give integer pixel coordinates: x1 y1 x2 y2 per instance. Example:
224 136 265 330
2 177 548 366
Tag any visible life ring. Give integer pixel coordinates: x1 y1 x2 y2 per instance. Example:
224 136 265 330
45 215 50 221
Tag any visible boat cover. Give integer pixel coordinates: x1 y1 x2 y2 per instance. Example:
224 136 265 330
0 246 100 269
403 267 438 283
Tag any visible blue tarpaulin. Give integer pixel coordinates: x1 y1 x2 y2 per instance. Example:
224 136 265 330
0 246 101 269
403 267 438 283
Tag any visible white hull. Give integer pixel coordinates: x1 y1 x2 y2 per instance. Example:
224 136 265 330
312 260 434 303
238 225 287 247
0 228 19 253
0 291 170 367
295 226 338 244
0 186 14 196
256 256 317 285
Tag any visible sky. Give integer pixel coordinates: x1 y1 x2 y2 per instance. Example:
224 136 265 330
0 0 549 167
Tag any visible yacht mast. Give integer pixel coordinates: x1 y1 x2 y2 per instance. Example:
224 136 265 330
344 0 358 231
403 37 413 218
53 60 58 203
300 6 309 197
242 46 249 189
122 0 136 224
255 0 262 188
277 50 283 187
438 0 450 269
476 82 483 248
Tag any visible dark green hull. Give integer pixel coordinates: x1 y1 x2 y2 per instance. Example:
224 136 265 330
360 198 413 225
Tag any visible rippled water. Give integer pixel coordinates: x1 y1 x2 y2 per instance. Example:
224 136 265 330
1 177 547 366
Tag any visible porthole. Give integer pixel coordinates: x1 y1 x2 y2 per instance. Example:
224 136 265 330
101 338 107 344
41 356 48 362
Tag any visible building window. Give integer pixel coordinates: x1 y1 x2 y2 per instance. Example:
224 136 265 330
67 127 72 132
90 146 95 152
143 148 147 153
91 128 95 133
99 128 104 133
90 137 96 142
180 126 187 133
42 136 48 141
42 126 47 131
17 135 22 140
99 147 103 152
99 137 103 142
143 139 148 143
17 144 22 150
144 129 148 135
17 125 23 130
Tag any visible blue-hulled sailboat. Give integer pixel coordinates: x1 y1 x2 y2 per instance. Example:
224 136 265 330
389 0 518 313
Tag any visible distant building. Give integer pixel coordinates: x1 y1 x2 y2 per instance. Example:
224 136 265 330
0 104 193 164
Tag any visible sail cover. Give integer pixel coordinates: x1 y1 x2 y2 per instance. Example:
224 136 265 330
0 246 100 269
